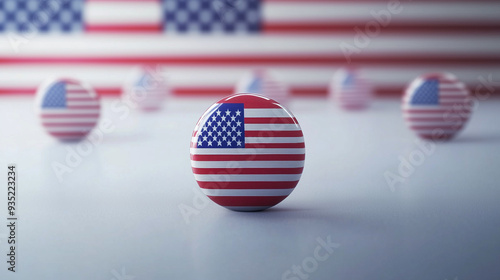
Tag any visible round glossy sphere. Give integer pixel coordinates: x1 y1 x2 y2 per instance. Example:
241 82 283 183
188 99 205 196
190 94 305 211
403 72 471 140
122 66 169 111
36 78 100 141
235 70 290 106
330 68 372 110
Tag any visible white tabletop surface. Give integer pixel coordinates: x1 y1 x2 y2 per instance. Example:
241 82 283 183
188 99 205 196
0 96 499 280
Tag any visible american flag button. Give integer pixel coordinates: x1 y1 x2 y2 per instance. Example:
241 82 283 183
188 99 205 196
403 73 472 141
35 78 101 141
122 66 169 112
330 67 372 110
190 94 305 211
235 70 290 106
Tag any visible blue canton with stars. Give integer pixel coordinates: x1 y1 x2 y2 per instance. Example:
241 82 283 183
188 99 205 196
42 82 66 108
411 79 439 105
0 0 83 33
162 0 261 34
197 103 245 148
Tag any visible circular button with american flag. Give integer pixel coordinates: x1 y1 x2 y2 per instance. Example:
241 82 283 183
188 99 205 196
235 70 289 106
36 78 101 141
330 67 372 110
190 94 305 211
122 66 169 112
403 73 471 140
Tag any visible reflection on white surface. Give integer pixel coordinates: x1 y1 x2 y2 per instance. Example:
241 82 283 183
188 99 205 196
0 98 499 279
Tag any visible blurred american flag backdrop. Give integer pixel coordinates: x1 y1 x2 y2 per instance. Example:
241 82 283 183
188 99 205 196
0 0 499 97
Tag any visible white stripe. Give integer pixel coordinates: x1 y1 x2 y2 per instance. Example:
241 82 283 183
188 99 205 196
67 101 100 106
264 2 500 22
1 65 499 89
41 118 99 123
439 84 466 89
191 161 305 168
403 112 471 119
84 1 162 25
402 104 460 110
194 174 302 182
190 148 305 155
67 93 94 98
244 124 300 131
40 109 100 114
191 136 305 144
405 120 467 126
439 91 469 96
201 188 295 197
66 84 88 91
244 109 292 118
1 35 498 57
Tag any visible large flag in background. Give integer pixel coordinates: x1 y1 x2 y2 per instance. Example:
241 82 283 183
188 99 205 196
0 0 499 97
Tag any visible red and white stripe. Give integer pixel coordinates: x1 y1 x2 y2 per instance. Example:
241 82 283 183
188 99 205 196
402 73 471 140
190 94 305 211
38 79 101 141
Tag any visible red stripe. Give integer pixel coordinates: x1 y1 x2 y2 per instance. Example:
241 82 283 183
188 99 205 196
245 130 303 137
245 143 305 149
198 181 299 190
42 114 99 118
206 196 288 207
220 95 283 108
244 117 298 124
405 117 468 122
66 90 89 94
67 105 100 109
440 102 472 106
263 22 500 34
403 109 471 114
192 167 304 175
191 154 306 161
290 86 327 96
42 123 97 127
0 85 498 97
67 97 95 101
411 125 464 130
85 24 162 33
0 54 498 66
